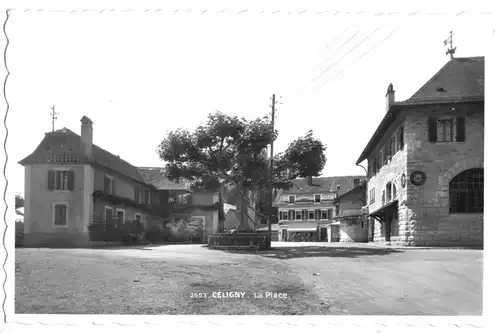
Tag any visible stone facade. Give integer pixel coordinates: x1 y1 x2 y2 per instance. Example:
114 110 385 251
366 102 484 246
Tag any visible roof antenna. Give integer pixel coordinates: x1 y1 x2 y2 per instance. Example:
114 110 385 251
50 106 59 132
444 31 456 60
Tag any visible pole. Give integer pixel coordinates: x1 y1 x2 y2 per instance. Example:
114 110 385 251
50 106 58 132
267 94 276 247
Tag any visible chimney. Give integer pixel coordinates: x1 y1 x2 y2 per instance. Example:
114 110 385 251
307 176 313 186
80 116 93 158
353 178 360 188
386 83 395 112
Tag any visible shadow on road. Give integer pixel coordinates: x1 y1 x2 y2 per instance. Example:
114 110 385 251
208 245 402 259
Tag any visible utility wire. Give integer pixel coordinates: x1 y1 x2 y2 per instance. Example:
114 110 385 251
311 27 382 83
325 24 404 83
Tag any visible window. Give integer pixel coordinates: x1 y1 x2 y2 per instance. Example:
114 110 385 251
381 190 386 205
105 206 113 223
378 150 383 170
116 209 125 226
314 194 321 203
429 116 465 143
289 195 295 203
321 210 328 220
390 135 396 157
134 185 141 203
48 169 74 191
104 175 114 195
53 203 68 226
449 168 484 213
361 221 364 229
386 183 392 202
437 118 457 142
392 183 397 198
295 210 302 220
308 210 315 220
135 214 144 227
282 211 289 221
399 126 404 150
369 188 375 204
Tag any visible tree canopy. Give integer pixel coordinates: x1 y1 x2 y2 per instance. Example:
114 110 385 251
157 112 327 230
15 193 24 210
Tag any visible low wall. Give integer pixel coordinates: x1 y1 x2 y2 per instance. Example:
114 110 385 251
24 231 89 248
208 233 270 249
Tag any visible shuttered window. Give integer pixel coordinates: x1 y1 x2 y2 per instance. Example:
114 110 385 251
54 204 68 226
48 170 74 191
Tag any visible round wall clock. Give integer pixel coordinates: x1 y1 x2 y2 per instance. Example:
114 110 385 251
401 173 406 188
410 171 426 186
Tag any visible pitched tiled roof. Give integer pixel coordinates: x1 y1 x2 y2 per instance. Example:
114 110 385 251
273 175 367 205
356 56 485 165
137 167 191 191
19 128 151 186
408 57 484 103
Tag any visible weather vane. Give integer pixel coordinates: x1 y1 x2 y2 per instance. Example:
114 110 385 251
444 31 456 60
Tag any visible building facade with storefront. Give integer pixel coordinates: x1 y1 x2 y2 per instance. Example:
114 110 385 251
276 175 366 242
356 57 484 246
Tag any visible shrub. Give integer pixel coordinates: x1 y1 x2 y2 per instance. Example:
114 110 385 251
145 225 163 243
15 221 24 247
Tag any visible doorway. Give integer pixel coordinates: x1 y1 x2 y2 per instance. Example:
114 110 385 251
281 229 288 242
385 212 392 242
320 227 327 241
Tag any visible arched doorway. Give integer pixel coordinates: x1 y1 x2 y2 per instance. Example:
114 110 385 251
449 168 484 213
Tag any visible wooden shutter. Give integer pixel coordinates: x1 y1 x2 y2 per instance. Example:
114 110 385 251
328 209 333 219
287 211 291 220
456 117 466 142
279 211 282 221
291 210 295 220
315 209 320 220
428 117 437 142
48 170 55 190
67 170 75 191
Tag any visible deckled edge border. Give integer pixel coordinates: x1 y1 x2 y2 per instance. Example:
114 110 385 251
1 7 493 328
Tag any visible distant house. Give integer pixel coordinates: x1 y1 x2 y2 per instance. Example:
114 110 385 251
327 180 368 243
275 175 366 242
356 56 484 246
19 116 222 247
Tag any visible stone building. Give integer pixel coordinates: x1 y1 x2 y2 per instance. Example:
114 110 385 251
355 56 484 246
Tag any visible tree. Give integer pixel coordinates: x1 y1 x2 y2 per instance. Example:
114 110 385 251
157 112 276 231
15 193 24 210
283 130 327 185
157 113 327 231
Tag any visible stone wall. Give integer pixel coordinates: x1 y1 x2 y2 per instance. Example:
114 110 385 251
402 102 484 246
366 102 484 246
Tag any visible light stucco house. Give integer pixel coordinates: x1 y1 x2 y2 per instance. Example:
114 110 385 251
275 175 367 242
19 116 222 247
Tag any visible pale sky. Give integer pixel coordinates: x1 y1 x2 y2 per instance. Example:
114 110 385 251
3 7 493 197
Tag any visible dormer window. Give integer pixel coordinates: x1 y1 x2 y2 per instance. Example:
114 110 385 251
289 195 295 204
314 194 321 203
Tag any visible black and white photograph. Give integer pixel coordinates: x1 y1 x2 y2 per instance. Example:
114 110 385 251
0 0 497 329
